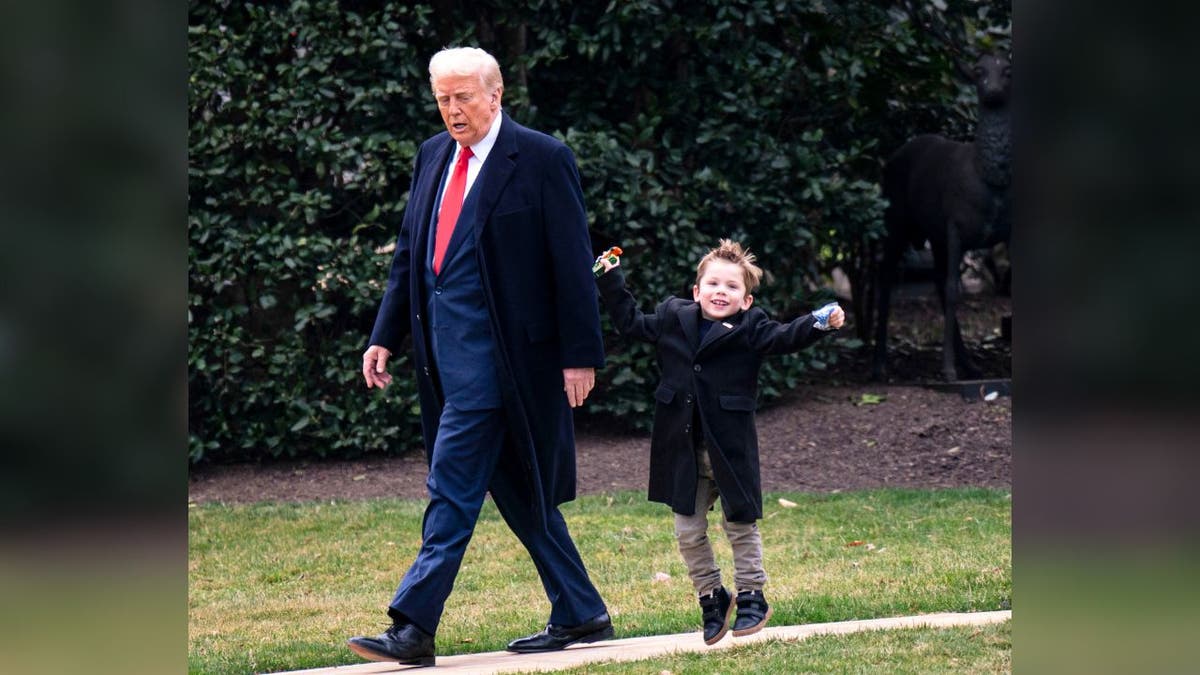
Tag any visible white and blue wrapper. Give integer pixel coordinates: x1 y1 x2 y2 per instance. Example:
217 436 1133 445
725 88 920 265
812 302 839 331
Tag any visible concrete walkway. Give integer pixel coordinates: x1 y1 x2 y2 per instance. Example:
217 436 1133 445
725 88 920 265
274 610 1011 674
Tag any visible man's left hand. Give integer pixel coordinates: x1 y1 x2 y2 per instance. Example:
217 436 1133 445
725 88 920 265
562 367 595 408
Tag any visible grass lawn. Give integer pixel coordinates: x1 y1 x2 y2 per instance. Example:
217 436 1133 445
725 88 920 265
189 488 1010 674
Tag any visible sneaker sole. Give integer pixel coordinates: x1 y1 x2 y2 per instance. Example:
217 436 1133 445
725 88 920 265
731 606 773 637
346 641 436 666
703 625 729 646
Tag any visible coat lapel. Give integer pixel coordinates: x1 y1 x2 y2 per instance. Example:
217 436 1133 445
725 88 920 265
697 311 743 355
678 303 701 352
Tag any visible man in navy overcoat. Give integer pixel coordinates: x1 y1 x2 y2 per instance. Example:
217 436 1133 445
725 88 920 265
347 47 612 666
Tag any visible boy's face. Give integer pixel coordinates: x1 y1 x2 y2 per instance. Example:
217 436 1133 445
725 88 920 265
693 259 753 321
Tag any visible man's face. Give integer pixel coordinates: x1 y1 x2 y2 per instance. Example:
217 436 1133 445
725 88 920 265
433 73 501 147
693 259 753 321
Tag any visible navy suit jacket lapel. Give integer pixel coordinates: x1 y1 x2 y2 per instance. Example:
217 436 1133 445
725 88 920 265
418 138 456 273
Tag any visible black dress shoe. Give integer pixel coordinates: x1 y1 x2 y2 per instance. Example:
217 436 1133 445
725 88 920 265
506 612 614 653
731 589 772 637
699 586 733 645
347 622 436 666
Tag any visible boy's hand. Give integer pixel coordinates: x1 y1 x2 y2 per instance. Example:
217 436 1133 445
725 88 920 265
812 302 844 330
593 246 623 276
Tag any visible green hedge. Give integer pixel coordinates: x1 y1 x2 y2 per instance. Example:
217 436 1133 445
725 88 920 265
188 0 1010 463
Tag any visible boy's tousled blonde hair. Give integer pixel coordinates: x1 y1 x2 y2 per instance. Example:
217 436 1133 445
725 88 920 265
695 239 763 293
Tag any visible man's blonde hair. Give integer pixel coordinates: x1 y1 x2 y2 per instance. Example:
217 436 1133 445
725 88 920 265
428 47 503 95
695 239 763 292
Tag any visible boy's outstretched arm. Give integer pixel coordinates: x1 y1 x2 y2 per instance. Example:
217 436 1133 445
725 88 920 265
752 301 845 355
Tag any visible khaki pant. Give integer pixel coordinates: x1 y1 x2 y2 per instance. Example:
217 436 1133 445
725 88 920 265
673 443 766 595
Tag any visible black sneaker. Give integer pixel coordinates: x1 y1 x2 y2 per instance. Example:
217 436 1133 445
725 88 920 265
731 589 772 637
699 586 733 645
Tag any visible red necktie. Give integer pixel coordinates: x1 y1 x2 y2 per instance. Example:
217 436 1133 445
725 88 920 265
432 146 473 274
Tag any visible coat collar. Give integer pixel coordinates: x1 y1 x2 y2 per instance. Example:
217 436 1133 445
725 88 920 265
679 302 701 350
679 302 744 354
465 111 519 230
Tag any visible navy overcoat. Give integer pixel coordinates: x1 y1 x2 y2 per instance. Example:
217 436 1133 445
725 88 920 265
370 112 605 510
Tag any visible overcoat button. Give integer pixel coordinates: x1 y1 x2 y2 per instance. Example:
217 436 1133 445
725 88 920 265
693 364 702 372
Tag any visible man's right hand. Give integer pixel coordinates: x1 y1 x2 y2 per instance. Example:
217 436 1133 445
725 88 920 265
362 345 393 389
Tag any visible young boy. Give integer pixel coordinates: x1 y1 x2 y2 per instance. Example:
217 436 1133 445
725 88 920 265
595 239 844 645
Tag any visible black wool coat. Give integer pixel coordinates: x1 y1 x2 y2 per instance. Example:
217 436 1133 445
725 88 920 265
597 268 833 522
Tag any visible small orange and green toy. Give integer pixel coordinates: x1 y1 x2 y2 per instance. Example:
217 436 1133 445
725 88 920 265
592 246 623 277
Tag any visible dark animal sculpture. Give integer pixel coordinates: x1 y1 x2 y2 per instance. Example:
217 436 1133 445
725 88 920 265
872 52 1012 381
